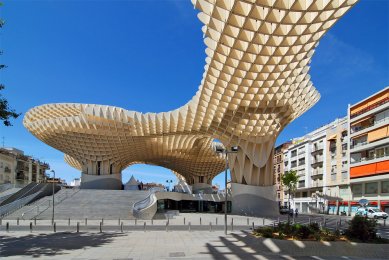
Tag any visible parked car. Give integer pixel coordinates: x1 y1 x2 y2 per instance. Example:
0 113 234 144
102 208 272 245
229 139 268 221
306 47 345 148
279 206 293 215
356 207 388 219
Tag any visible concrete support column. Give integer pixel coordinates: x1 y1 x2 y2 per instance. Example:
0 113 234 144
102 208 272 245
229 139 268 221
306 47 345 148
28 161 33 183
37 164 41 183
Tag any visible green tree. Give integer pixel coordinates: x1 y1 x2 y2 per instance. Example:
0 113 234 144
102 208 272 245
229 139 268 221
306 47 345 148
281 170 299 223
0 3 20 126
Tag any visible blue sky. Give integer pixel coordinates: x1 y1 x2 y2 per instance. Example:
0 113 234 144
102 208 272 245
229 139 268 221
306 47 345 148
0 0 388 189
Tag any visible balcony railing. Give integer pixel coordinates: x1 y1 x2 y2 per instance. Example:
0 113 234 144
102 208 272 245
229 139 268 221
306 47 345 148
350 96 389 119
351 117 389 134
350 141 368 149
350 153 389 164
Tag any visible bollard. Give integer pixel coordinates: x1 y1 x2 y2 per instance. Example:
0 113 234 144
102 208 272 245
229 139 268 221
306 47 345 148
144 222 146 232
0 218 2 226
189 222 191 232
100 222 102 233
121 222 124 233
184 217 185 225
384 219 386 227
200 217 202 225
273 221 276 230
324 218 327 227
210 222 212 232
34 218 36 226
17 218 19 225
231 218 234 231
77 222 79 233
339 218 342 226
135 219 137 226
247 218 249 225
152 219 154 225
252 222 255 230
165 221 168 232
216 217 218 225
101 218 104 226
30 222 33 233
262 218 265 226
85 218 87 226
6 222 9 232
118 218 121 226
68 218 70 226
53 222 56 233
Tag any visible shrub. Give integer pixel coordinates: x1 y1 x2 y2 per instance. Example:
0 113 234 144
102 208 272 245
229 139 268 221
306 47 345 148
308 222 320 233
254 226 274 238
296 225 312 239
345 216 377 242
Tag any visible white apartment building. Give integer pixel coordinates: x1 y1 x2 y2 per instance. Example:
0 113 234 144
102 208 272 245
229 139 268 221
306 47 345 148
283 118 348 214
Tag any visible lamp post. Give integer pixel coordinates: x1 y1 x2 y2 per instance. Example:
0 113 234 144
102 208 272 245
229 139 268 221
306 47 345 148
50 169 55 225
215 145 238 235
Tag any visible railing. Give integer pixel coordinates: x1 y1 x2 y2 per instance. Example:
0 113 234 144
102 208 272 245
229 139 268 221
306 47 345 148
21 188 80 220
133 187 164 218
0 192 39 217
350 141 367 149
351 117 389 134
350 153 389 164
350 96 389 119
0 183 13 193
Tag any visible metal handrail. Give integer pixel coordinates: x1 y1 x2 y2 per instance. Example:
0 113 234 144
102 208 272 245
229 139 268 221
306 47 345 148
0 192 39 217
21 188 80 220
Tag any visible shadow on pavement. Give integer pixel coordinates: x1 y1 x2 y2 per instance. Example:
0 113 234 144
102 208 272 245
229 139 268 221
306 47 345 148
203 230 388 260
0 232 125 257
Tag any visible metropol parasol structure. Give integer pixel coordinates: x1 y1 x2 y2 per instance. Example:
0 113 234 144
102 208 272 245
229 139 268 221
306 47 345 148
24 0 358 215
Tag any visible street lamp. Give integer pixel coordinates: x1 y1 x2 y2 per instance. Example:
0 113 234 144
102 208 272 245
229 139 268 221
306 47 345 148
50 169 55 225
215 145 238 235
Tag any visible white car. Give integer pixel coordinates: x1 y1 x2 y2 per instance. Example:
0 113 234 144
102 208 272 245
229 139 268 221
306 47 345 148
356 207 388 219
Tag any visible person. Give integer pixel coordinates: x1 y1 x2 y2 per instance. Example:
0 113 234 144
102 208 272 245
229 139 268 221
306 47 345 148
295 208 299 217
140 181 144 190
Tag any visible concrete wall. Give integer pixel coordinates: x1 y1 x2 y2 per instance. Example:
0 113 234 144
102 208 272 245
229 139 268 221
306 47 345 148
231 183 279 217
80 173 122 190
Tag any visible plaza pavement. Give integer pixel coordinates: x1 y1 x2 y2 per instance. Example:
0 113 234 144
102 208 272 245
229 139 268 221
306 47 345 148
1 213 388 259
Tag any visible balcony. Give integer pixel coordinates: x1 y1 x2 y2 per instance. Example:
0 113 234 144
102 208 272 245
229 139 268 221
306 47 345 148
350 152 389 165
311 146 323 154
350 141 367 149
312 180 323 187
311 170 323 179
311 157 323 167
4 167 11 173
350 96 389 119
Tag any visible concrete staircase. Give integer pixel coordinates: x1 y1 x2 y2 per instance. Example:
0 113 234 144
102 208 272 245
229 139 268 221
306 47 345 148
31 189 149 220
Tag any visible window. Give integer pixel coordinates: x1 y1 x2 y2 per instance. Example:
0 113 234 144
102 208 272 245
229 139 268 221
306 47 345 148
381 181 389 193
291 160 297 168
291 150 297 157
298 158 305 166
365 182 378 194
302 192 307 197
298 180 305 188
352 184 362 195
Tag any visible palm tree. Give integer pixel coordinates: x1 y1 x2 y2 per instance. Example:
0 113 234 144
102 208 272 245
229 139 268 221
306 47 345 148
281 170 299 223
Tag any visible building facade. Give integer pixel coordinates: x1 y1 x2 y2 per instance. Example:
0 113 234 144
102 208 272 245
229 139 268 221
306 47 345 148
0 147 49 185
349 87 389 213
273 142 291 204
283 118 349 214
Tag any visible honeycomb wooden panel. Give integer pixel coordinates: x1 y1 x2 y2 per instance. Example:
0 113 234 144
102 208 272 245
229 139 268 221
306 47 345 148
24 0 358 186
